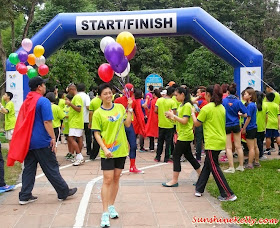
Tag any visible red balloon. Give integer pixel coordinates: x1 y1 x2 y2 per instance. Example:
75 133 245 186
38 64 49 76
126 45 137 61
98 63 114 82
16 63 28 75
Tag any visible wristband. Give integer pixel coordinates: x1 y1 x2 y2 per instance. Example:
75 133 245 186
128 108 133 113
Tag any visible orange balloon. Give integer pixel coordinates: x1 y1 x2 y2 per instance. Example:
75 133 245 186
27 54 36 65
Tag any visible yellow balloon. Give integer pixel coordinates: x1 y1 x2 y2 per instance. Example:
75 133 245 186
116 32 135 56
33 45 45 58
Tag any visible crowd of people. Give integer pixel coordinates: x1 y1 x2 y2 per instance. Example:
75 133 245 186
0 76 279 227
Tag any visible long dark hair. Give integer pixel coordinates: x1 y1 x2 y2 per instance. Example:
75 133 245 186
207 84 223 106
228 82 237 95
256 91 264 111
175 87 192 105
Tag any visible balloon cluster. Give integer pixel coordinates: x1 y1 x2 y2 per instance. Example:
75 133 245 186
98 32 136 82
8 38 49 78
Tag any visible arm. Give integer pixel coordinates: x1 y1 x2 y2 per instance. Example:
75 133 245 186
154 106 158 114
0 105 8 114
68 102 81 112
88 110 93 129
44 120 56 152
124 98 133 127
165 110 189 124
278 115 280 130
86 105 89 111
242 117 251 133
94 131 113 158
191 107 202 127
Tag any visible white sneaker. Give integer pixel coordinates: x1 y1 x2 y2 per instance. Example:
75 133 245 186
195 191 202 197
259 156 267 161
235 166 244 172
72 159 85 166
223 167 235 173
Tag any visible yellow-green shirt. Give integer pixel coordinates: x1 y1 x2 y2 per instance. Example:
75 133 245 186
51 104 65 128
172 95 181 109
4 101 16 130
176 102 194 141
89 96 102 112
266 101 280 130
197 102 226 150
155 97 177 129
264 92 280 106
256 102 268 132
69 94 84 129
62 105 70 134
58 99 65 110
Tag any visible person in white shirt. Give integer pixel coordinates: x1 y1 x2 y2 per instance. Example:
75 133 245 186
77 83 91 156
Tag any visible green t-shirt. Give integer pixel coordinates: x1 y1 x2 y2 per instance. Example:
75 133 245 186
62 105 70 134
155 97 177 129
69 94 84 129
264 92 280 106
197 102 226 150
172 96 181 109
266 101 280 130
91 103 128 158
4 101 16 130
89 96 102 112
51 104 65 128
58 98 65 110
176 102 194 141
256 102 268 132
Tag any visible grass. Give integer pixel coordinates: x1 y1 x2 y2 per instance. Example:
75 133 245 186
1 148 22 186
206 159 280 227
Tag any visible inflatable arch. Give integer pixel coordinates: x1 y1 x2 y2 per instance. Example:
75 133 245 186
6 7 263 113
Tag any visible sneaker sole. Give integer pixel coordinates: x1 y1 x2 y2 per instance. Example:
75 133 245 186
19 198 38 205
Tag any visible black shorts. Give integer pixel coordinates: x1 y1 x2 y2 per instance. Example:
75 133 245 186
226 125 240 134
101 157 127 170
246 128 257 139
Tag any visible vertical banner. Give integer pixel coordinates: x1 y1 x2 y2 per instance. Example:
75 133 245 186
145 74 163 94
240 67 262 93
6 71 23 116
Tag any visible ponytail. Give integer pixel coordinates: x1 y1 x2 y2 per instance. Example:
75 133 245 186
207 84 223 106
175 87 192 105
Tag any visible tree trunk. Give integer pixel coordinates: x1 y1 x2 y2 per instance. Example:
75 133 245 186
22 0 37 40
11 20 15 52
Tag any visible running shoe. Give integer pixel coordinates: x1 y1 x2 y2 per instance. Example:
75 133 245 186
223 167 235 173
218 194 237 202
72 159 85 166
100 212 110 227
108 205 119 219
0 185 15 193
195 191 202 197
19 195 38 205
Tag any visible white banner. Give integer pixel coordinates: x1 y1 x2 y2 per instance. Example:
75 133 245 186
6 71 23 116
76 13 177 35
240 67 262 93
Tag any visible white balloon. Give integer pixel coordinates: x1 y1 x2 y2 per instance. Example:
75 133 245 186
115 62 130 77
100 36 115 53
27 65 33 70
35 56 46 67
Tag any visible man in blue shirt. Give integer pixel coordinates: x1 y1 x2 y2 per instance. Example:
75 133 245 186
19 77 77 205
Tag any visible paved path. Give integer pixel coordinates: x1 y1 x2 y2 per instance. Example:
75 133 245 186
0 140 256 228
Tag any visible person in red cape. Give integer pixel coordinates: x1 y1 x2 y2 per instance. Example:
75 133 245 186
146 89 161 151
9 77 77 205
114 83 144 174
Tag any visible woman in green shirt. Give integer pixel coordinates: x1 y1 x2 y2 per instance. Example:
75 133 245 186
191 85 237 202
92 84 132 228
162 87 201 187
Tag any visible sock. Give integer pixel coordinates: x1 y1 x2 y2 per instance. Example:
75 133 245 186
76 153 83 160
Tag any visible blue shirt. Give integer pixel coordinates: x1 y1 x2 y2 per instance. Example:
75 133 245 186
30 97 53 150
244 102 257 130
222 95 247 127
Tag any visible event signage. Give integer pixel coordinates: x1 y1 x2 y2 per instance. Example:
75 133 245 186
76 13 177 35
145 74 163 94
240 67 262 93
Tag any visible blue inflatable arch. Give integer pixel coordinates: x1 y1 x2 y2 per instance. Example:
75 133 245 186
6 7 263 111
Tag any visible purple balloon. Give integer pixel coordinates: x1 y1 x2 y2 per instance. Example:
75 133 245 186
110 57 128 73
104 42 124 65
18 51 28 62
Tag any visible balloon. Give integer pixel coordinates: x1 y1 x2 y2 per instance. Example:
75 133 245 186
27 68 38 78
16 63 28 75
116 32 135 56
18 51 28 63
100 36 115 53
98 63 114 82
21 38 33 52
127 45 137 61
35 56 46 67
33 45 45 57
27 54 36 65
27 65 33 71
38 64 49 76
104 42 124 66
8 53 20 65
110 57 128 73
115 62 130 77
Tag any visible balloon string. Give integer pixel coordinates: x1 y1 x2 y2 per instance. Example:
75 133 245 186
0 80 6 89
113 85 124 95
41 24 62 46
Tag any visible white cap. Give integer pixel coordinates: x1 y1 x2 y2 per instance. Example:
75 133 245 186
160 90 167 95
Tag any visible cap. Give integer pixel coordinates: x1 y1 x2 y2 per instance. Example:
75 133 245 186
167 81 175 87
125 83 134 91
28 76 47 91
160 90 167 95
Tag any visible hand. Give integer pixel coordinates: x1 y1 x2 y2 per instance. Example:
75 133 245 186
88 123 92 129
104 148 113 158
65 100 70 105
241 128 246 134
127 98 133 108
142 103 148 109
165 110 174 119
50 139 56 153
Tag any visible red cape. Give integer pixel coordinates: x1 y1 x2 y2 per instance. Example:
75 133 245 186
7 91 42 166
145 98 158 138
132 99 146 137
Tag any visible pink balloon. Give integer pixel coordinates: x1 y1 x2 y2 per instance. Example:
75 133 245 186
127 45 137 61
21 38 33 52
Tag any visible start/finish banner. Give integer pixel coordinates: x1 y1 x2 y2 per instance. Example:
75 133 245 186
76 13 177 35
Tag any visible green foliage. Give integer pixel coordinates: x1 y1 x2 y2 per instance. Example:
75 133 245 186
46 50 92 90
